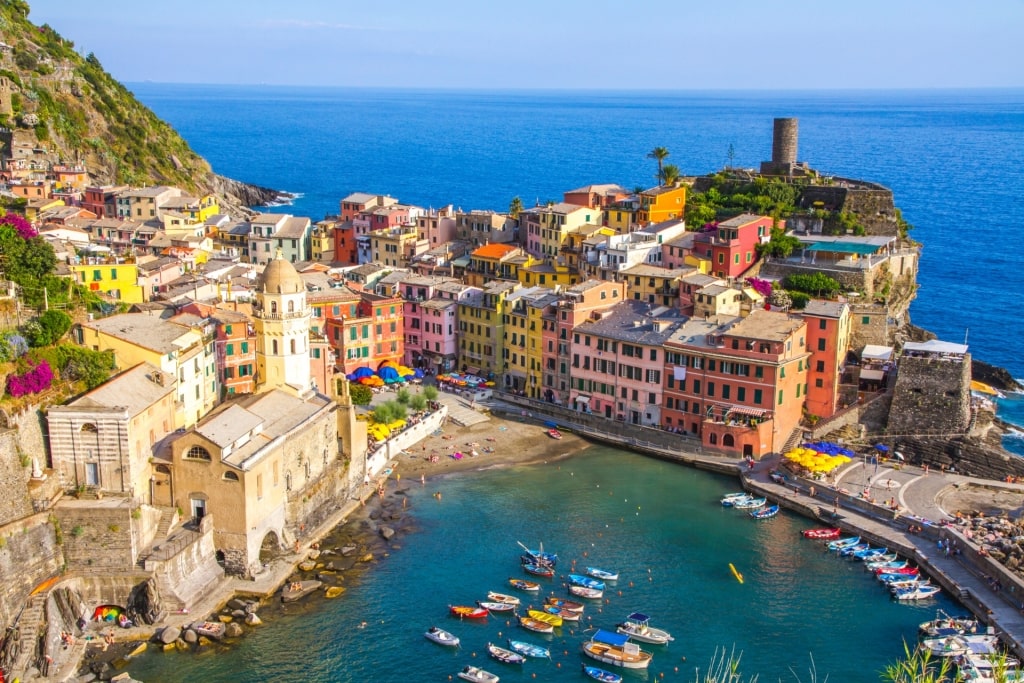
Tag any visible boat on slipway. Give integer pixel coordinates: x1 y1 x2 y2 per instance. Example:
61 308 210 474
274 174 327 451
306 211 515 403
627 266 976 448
581 629 653 669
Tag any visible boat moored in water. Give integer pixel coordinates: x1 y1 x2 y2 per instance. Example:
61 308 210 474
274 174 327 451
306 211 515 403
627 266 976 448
586 566 619 581
545 596 585 613
526 608 562 627
569 585 604 599
827 536 861 551
583 663 624 682
522 562 555 577
478 600 515 613
518 615 555 634
487 592 521 606
425 626 460 647
919 610 981 637
802 527 842 539
486 642 526 665
615 612 674 645
450 605 488 619
507 639 550 659
458 664 500 682
581 629 653 669
569 574 605 590
508 578 540 592
733 497 767 510
750 504 779 519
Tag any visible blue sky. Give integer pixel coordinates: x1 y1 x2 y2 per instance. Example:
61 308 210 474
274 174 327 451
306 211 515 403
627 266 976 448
24 0 1024 89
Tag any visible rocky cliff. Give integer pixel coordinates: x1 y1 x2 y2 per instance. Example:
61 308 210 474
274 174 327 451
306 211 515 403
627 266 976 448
0 2 277 211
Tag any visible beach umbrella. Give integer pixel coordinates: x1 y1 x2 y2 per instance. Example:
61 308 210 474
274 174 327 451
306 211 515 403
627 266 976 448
413 368 425 378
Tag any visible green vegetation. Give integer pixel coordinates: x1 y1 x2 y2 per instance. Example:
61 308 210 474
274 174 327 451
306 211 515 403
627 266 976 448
755 226 802 259
26 344 116 391
782 273 842 297
410 393 428 412
423 385 438 401
349 383 373 406
687 174 799 228
23 310 71 347
395 387 411 405
647 147 670 184
372 400 408 424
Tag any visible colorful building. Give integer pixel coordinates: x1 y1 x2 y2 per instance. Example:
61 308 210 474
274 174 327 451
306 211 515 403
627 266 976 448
464 243 535 287
69 260 145 304
502 286 559 397
801 300 852 419
458 280 518 378
562 183 630 210
615 264 690 309
693 213 773 279
521 203 597 258
638 184 686 225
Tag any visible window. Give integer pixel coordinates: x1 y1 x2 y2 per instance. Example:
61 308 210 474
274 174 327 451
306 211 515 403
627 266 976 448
186 445 211 461
241 342 249 353
225 324 233 335
707 382 715 397
816 360 825 372
780 366 785 379
290 339 297 354
110 269 118 279
737 387 745 402
272 339 278 354
226 343 234 356
755 366 763 379
754 389 762 405
256 474 263 499
862 316 870 324
815 378 823 388
778 389 784 405
817 338 826 351
819 319 827 330
313 348 321 359
722 385 730 400
223 471 239 482
692 380 701 394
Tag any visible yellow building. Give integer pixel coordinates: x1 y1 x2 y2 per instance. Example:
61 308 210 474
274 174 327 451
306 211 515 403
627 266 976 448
78 313 219 429
161 193 220 222
501 286 560 397
311 219 337 262
464 243 537 287
457 280 519 377
615 264 692 309
25 197 65 222
638 184 686 224
522 203 596 259
69 261 145 304
517 261 580 289
371 226 423 268
560 224 614 271
603 199 641 232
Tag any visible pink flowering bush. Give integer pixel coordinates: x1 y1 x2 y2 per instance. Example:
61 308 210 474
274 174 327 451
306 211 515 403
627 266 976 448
0 211 37 240
6 360 54 398
745 277 773 298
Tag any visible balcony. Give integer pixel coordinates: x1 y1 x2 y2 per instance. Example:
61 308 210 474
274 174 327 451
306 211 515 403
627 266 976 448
255 310 309 321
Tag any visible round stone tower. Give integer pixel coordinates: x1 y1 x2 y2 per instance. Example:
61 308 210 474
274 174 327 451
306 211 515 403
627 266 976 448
771 117 798 165
253 249 311 394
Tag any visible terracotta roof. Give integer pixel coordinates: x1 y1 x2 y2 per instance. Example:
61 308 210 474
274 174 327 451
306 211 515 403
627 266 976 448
471 243 519 259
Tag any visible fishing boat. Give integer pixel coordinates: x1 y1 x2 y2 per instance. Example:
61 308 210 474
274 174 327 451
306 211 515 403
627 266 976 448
838 542 871 557
457 664 501 682
507 639 550 659
866 558 906 572
518 615 554 634
281 580 322 603
569 584 604 599
547 428 562 440
586 567 619 581
522 562 555 578
545 596 585 613
450 605 488 619
863 554 899 569
425 626 460 647
583 664 624 683
508 578 540 592
526 608 562 627
750 504 779 519
720 493 751 506
487 592 521 606
958 652 1023 682
477 600 516 613
875 565 920 576
543 604 580 621
568 574 605 590
919 610 981 637
616 612 674 645
919 633 1000 658
518 541 558 565
827 536 861 551
732 497 767 510
802 527 841 539
878 571 921 584
893 584 941 600
581 629 653 669
487 642 526 665
520 554 555 568
886 578 930 592
852 546 888 560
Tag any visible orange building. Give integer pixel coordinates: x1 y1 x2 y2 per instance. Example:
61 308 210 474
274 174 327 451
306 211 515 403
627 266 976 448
801 300 851 419
638 184 686 225
323 290 405 376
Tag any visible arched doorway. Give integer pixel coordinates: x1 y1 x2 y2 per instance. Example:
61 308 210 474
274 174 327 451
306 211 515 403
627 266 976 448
722 434 735 448
258 530 283 565
152 464 173 507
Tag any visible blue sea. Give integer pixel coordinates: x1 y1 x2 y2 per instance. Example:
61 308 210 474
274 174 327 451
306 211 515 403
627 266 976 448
127 447 959 682
129 84 1024 447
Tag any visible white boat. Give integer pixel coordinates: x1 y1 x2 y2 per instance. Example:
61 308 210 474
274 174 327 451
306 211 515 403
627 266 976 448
487 642 526 665
458 665 500 682
919 633 1000 658
569 585 604 599
615 612 674 645
827 536 861 551
959 652 1023 682
486 592 521 606
720 493 750 506
425 626 460 647
586 566 619 581
887 578 930 592
732 497 766 510
581 629 653 669
893 584 941 600
477 600 515 613
919 610 982 637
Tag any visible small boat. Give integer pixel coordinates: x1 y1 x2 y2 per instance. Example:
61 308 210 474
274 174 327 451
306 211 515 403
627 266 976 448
827 536 861 551
520 554 555 568
487 592 521 606
458 664 500 682
518 615 554 634
507 639 550 659
958 653 1023 682
919 610 981 637
425 626 460 647
720 493 750 506
893 584 941 601
886 577 928 591
542 604 580 621
570 585 604 599
518 542 558 565
450 605 488 619
750 504 779 519
581 629 653 669
866 558 905 571
522 563 555 578
616 612 674 645
838 542 870 557
919 633 999 658
875 565 919 576
802 527 841 539
526 609 562 627
508 578 540 592
721 495 754 507
586 567 619 581
852 546 888 560
547 428 562 440
193 621 226 640
878 570 921 583
583 664 624 683
478 600 516 613
487 642 526 665
544 596 585 613
281 580 322 603
733 497 767 510
568 574 605 590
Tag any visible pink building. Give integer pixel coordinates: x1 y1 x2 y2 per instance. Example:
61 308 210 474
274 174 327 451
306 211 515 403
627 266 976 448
397 276 480 373
338 192 397 222
563 183 630 210
416 206 458 248
568 299 684 424
693 214 775 279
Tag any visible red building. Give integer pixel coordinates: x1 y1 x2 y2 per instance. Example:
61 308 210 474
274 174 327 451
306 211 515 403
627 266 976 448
82 185 128 219
801 300 851 419
694 214 775 279
323 290 405 376
563 183 630 210
661 310 808 458
177 303 257 397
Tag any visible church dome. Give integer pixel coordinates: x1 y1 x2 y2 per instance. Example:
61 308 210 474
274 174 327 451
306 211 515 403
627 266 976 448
260 251 303 294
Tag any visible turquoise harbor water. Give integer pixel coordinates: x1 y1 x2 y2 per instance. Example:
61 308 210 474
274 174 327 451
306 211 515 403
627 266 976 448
127 447 959 682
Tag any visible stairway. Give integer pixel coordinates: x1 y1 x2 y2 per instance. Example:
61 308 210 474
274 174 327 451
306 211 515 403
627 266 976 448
10 594 45 678
779 427 804 455
154 506 178 540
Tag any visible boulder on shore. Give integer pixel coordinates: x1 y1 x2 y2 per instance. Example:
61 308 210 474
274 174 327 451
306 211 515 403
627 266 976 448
379 526 395 541
158 625 181 645
226 622 244 638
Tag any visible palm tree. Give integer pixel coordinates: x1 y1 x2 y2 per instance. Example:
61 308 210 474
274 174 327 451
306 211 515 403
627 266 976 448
647 147 670 183
661 164 681 187
508 196 523 219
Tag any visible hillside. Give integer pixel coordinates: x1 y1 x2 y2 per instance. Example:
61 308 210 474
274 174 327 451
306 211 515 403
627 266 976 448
0 1 277 210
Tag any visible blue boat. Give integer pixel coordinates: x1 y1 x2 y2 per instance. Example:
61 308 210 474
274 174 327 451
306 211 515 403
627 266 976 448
750 504 779 519
585 566 619 581
827 536 860 551
568 574 605 590
507 639 550 659
583 663 623 682
839 542 870 557
853 546 888 560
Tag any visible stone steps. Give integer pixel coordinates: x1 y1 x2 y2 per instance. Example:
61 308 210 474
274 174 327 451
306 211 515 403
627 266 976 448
11 594 45 678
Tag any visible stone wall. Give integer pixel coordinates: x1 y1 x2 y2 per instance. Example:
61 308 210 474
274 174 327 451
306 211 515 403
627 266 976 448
760 260 873 296
147 515 223 611
848 302 890 349
365 407 448 477
0 430 34 526
887 353 972 436
0 513 63 637
895 436 1024 481
54 501 139 573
